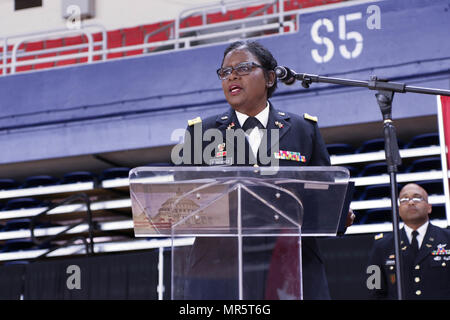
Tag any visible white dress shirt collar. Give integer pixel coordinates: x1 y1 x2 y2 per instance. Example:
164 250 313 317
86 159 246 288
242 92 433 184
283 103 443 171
235 101 270 129
404 221 429 249
234 102 270 158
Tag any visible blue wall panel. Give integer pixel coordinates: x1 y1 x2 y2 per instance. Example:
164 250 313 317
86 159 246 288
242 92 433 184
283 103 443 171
0 0 449 164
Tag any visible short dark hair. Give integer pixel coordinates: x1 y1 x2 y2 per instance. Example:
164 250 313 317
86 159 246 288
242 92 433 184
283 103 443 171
221 40 278 98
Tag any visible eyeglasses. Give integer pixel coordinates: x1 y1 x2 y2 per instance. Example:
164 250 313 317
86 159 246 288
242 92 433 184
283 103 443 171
398 196 425 205
217 62 263 80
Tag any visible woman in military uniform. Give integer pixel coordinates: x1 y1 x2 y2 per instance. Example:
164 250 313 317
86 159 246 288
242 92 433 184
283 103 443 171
177 40 353 300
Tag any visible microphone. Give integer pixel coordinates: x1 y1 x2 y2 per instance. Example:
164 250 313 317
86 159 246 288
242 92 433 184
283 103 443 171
275 66 297 85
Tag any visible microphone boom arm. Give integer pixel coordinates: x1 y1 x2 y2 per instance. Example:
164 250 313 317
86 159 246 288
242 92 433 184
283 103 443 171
289 71 450 96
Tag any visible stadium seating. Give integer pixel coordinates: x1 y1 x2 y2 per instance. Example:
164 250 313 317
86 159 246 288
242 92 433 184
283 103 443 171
1 239 35 253
358 183 393 201
356 138 405 154
0 2 448 304
91 32 105 61
0 179 19 191
0 0 447 286
326 143 355 155
355 138 385 154
405 157 442 173
106 30 124 59
207 12 230 24
3 198 44 211
56 35 84 66
21 175 59 188
405 132 440 148
2 260 30 266
364 208 391 224
179 15 203 28
416 180 444 196
2 219 31 231
35 38 64 70
16 42 39 72
123 26 144 56
61 171 96 184
342 165 359 178
143 22 171 43
354 208 393 225
101 167 130 181
430 203 446 220
0 0 351 76
358 162 388 177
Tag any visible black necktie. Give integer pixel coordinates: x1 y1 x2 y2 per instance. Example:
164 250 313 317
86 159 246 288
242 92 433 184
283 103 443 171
411 230 419 257
242 117 264 131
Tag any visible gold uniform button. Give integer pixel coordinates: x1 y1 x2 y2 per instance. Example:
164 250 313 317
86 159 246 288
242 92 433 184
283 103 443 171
415 265 420 270
389 266 394 270
414 277 420 283
416 290 422 296
442 262 446 267
253 164 259 168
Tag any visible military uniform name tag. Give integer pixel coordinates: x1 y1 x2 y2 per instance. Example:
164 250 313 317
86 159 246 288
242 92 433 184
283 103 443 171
209 157 232 166
385 259 395 266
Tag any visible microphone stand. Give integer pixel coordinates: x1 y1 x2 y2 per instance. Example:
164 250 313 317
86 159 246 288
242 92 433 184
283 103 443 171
289 71 450 300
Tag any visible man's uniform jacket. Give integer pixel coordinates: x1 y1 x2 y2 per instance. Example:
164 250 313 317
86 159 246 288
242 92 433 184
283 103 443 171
368 223 450 300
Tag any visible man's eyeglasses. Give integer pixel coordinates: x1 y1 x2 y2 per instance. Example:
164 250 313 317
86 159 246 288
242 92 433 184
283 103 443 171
217 62 263 80
398 196 425 205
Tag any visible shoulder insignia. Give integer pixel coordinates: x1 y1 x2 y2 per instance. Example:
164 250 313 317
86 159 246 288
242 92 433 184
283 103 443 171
375 233 384 240
221 115 229 120
278 111 286 116
303 113 318 122
188 117 202 126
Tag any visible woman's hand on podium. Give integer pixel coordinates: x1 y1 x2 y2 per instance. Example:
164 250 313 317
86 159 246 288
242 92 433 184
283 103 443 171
346 209 356 228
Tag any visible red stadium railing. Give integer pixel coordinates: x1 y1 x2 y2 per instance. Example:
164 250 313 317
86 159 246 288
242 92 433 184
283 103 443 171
0 0 348 75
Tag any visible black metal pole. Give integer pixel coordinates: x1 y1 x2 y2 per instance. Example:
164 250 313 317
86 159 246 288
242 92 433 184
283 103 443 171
376 88 404 300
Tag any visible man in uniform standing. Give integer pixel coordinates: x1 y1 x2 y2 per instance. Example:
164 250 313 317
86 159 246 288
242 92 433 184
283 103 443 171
368 183 450 299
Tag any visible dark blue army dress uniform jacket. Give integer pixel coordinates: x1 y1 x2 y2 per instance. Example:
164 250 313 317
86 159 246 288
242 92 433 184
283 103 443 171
368 223 450 299
179 102 332 300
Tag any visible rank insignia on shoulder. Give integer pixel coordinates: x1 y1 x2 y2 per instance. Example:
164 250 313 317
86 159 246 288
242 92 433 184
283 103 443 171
188 117 202 126
221 115 229 120
278 111 286 116
374 233 383 240
303 113 318 122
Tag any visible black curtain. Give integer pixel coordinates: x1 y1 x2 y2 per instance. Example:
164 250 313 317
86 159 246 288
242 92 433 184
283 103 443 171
23 250 159 300
317 233 375 300
0 235 376 300
0 263 26 300
163 248 172 300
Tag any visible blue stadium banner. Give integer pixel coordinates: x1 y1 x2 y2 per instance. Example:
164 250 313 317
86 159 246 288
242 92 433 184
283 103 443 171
288 0 450 75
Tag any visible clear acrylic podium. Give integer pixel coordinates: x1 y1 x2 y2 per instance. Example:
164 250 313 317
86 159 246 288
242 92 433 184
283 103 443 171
130 166 351 300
